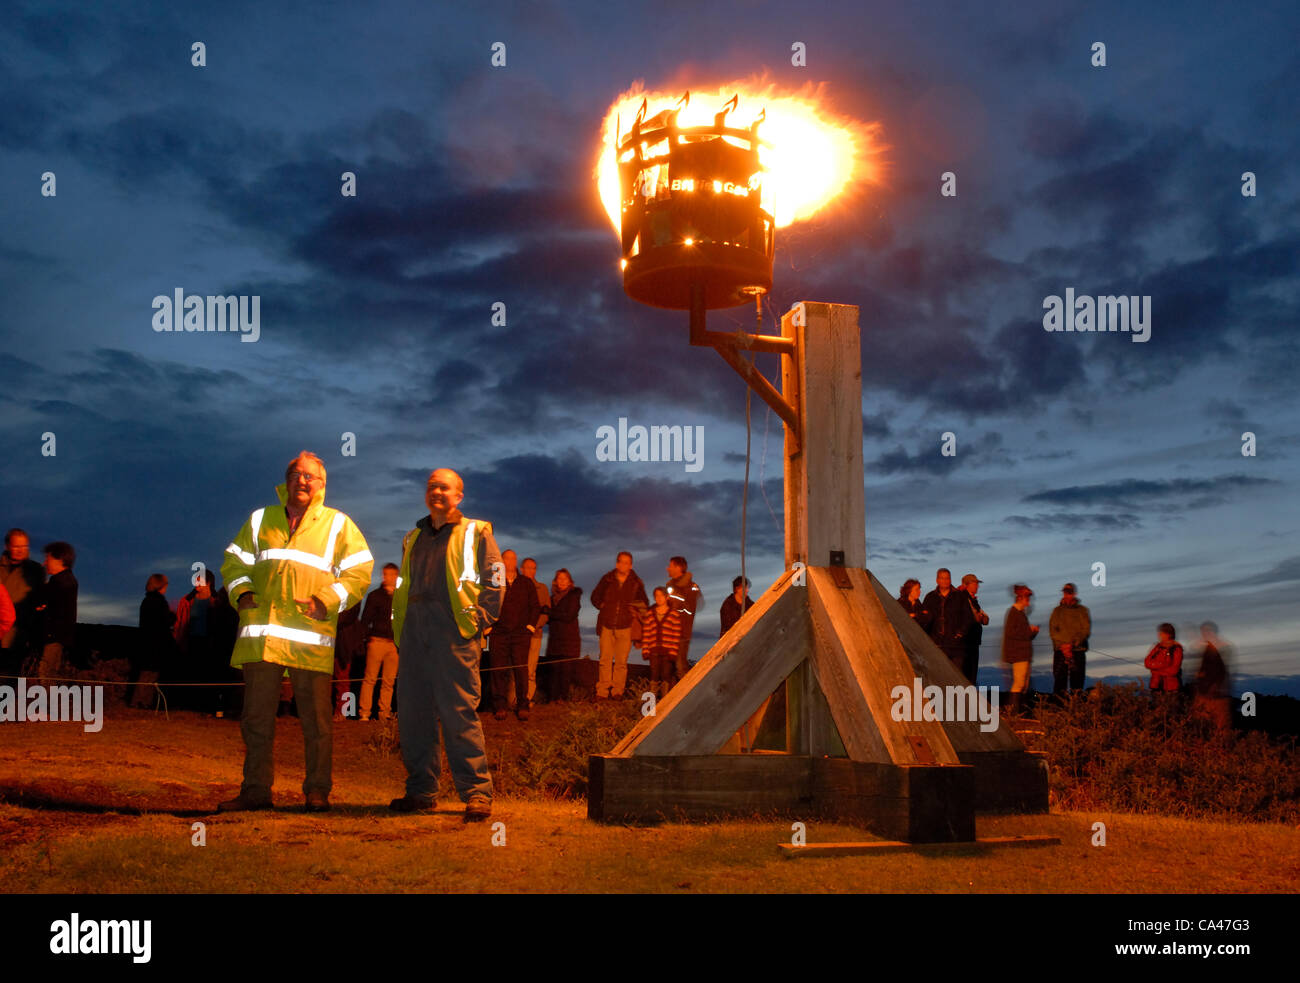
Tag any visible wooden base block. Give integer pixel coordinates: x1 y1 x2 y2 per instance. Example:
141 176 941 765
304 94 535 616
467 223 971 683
956 750 1050 813
811 757 975 842
589 754 977 843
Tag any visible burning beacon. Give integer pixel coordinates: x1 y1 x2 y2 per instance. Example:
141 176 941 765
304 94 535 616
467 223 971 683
599 83 869 324
615 92 773 311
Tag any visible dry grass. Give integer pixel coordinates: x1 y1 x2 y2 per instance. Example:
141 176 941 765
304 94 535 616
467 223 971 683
1 704 1297 893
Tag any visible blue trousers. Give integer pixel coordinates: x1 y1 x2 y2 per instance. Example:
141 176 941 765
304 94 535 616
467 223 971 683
396 603 493 803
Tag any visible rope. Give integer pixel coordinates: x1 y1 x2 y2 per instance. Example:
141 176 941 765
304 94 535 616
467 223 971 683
0 654 594 688
757 295 783 537
739 301 755 597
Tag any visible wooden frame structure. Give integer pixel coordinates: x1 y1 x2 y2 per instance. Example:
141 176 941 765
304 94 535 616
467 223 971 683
589 302 1048 842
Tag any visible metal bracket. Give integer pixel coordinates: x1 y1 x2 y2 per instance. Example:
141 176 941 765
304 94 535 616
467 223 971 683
828 551 851 589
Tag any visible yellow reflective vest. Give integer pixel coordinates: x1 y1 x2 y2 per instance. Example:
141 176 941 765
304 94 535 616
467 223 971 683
392 515 497 644
221 483 373 674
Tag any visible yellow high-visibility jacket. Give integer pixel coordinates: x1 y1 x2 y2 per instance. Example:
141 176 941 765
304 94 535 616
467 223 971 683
392 514 500 645
221 483 373 674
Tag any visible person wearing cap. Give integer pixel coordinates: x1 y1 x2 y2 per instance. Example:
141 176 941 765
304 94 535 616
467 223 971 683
922 568 975 676
958 574 990 684
1001 586 1040 715
1048 583 1091 697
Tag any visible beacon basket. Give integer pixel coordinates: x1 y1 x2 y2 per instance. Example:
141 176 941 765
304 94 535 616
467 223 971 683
616 93 774 311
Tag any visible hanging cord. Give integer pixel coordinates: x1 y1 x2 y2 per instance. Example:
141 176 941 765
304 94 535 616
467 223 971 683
756 295 783 536
739 295 760 593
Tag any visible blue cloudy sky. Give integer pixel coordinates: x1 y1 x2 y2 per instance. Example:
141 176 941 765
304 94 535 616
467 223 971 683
1 0 1297 689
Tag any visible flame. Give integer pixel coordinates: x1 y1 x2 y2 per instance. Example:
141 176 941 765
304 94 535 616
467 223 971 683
597 80 877 232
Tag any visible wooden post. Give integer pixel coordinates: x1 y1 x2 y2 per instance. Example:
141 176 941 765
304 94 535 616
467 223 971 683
783 303 864 749
782 303 865 569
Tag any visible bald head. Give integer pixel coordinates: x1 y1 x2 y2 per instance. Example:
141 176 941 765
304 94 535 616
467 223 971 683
425 468 465 524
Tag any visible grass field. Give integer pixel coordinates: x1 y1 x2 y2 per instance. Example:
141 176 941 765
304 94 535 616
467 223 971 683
2 704 1297 893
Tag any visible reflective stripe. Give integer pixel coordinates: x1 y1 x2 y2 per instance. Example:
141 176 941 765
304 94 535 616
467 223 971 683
226 543 255 565
330 582 348 606
250 508 265 546
239 623 335 648
395 575 403 590
326 512 346 562
256 548 334 573
338 549 372 572
228 576 252 590
458 521 478 585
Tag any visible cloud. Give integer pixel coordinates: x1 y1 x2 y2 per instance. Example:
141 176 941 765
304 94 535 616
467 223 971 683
1023 475 1275 508
1002 512 1143 532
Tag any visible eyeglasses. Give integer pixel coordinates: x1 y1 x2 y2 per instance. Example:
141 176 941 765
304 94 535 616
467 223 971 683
288 471 324 483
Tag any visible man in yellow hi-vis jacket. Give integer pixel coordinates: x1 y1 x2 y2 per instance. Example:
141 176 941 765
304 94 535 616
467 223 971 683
216 451 373 813
389 468 503 821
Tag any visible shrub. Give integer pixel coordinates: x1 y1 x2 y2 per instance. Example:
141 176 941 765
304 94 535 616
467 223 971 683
1026 683 1300 824
510 701 641 798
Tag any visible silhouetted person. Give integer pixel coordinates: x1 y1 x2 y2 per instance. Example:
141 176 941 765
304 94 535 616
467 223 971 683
591 551 648 699
897 578 929 629
720 576 755 636
175 569 233 713
1 528 45 677
0 584 14 653
358 563 400 722
333 600 363 720
958 574 990 683
1192 621 1231 731
1001 585 1040 715
665 556 701 679
519 557 549 705
543 569 582 702
1144 622 1183 698
487 549 540 721
134 574 175 708
1049 583 1091 697
35 541 77 685
922 568 973 676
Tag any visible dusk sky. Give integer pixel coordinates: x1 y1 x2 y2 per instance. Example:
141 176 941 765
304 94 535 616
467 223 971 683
2 1 1297 690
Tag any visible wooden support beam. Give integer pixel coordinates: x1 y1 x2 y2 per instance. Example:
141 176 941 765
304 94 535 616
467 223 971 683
791 658 843 757
806 567 961 766
711 340 799 440
612 570 812 756
862 569 1025 755
778 835 1062 859
693 329 795 355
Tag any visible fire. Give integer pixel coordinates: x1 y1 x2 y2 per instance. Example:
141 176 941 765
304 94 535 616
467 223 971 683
597 80 877 232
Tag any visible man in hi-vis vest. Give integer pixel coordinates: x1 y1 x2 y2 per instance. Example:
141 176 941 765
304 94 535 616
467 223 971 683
217 451 373 813
390 468 504 821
